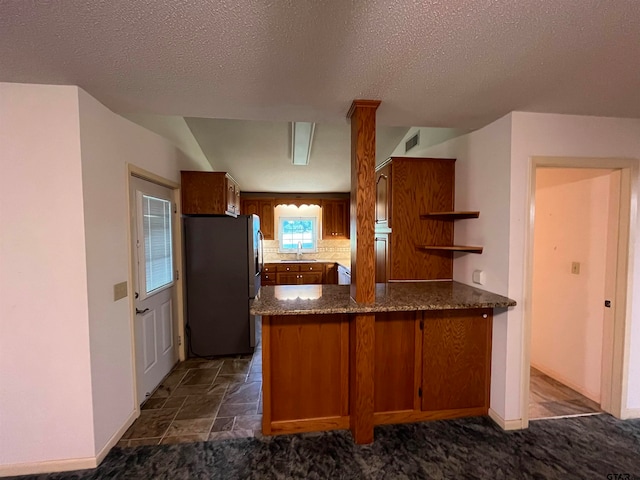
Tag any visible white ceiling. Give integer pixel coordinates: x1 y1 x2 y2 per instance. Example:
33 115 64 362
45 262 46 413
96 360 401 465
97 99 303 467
2 1 639 190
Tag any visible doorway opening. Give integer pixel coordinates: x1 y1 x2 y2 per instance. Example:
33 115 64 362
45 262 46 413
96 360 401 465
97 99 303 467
523 157 637 427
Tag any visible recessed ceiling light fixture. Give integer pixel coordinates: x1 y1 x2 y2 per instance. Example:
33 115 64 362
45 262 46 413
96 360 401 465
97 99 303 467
291 121 315 166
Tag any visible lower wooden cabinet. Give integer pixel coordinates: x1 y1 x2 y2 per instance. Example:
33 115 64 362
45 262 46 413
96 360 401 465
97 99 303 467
262 314 350 434
261 308 493 436
374 308 492 424
262 262 334 285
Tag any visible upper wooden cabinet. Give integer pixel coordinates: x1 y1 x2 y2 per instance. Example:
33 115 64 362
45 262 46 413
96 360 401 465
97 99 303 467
181 171 240 216
241 197 275 240
322 199 350 239
375 163 391 231
374 157 457 280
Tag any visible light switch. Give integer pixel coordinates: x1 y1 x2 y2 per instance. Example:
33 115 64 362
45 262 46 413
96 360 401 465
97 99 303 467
114 281 128 301
472 269 485 285
571 262 580 275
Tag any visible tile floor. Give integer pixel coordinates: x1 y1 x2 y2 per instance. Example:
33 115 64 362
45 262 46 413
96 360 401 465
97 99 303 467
118 346 263 447
529 367 601 420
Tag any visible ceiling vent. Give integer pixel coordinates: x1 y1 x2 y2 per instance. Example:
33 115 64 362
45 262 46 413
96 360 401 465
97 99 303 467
405 132 420 153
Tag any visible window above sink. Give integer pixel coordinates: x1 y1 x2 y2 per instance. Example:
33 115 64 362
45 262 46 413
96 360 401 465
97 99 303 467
276 204 320 254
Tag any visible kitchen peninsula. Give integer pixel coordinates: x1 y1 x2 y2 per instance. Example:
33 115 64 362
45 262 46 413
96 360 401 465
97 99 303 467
250 281 516 437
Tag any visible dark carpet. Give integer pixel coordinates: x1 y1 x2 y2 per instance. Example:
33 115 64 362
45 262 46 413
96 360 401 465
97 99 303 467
11 414 640 479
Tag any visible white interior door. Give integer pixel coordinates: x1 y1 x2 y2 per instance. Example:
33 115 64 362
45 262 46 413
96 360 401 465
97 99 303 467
130 176 178 404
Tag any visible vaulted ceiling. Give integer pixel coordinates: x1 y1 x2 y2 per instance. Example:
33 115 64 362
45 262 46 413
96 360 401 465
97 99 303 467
2 1 639 191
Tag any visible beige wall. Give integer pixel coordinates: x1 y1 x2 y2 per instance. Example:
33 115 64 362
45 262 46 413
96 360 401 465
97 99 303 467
414 111 640 422
0 82 205 474
532 168 616 402
77 89 204 454
0 84 95 466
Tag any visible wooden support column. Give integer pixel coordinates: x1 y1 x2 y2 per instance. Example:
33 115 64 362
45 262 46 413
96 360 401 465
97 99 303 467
347 99 380 444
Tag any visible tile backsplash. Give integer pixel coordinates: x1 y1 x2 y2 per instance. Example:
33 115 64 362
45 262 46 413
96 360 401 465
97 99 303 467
263 239 350 265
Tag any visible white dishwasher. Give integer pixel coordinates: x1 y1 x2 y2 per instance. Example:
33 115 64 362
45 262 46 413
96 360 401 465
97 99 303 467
337 265 351 285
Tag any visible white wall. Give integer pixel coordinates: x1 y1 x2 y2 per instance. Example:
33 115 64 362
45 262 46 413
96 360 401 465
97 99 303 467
411 111 640 421
402 114 515 419
0 84 95 466
0 83 205 474
511 112 640 415
78 89 205 453
532 168 614 402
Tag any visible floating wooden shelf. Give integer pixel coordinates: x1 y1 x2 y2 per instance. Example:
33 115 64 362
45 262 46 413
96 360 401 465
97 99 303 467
417 245 484 254
420 211 480 220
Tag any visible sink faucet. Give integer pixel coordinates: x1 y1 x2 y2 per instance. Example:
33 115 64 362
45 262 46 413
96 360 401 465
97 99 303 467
296 241 302 260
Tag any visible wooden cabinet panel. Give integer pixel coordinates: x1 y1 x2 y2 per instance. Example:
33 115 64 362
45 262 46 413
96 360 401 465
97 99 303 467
266 314 349 422
241 197 275 240
241 198 259 216
181 171 240 216
262 264 276 285
276 271 323 285
259 200 275 240
374 234 389 283
299 272 323 284
322 199 350 239
374 311 420 413
421 309 492 411
375 164 391 230
374 158 459 281
275 264 299 272
324 263 338 284
276 272 300 285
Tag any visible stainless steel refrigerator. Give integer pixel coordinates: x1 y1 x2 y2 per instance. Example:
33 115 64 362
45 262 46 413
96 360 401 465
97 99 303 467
183 214 263 356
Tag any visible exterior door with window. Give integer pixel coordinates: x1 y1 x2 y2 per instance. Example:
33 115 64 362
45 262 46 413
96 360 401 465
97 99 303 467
130 176 178 404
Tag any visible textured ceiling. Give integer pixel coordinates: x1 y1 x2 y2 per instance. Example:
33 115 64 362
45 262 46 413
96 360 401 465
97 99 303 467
1 0 639 129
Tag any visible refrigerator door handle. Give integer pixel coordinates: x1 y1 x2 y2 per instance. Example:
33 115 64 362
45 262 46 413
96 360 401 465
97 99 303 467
258 229 265 273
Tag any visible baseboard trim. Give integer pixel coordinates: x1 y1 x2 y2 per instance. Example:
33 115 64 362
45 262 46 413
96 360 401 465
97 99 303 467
621 407 640 419
0 409 139 478
96 408 139 464
488 408 524 431
0 457 97 478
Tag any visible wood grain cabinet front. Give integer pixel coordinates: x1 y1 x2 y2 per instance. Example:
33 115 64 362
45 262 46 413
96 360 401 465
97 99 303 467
322 199 350 239
261 264 277 286
241 197 275 240
181 171 241 216
373 308 492 425
374 157 457 280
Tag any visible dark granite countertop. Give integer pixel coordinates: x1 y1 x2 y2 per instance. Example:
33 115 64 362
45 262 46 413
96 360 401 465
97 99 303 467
250 281 516 316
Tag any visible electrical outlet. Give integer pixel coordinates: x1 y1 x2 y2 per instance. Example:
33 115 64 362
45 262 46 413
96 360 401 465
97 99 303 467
571 262 580 275
114 281 128 301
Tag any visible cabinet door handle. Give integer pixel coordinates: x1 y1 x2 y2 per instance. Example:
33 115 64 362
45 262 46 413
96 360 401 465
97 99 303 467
376 173 388 184
482 313 488 319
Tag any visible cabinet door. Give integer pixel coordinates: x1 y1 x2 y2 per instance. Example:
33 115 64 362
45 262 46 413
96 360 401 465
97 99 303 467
324 263 338 284
322 199 349 239
299 272 323 284
259 200 275 240
374 311 420 413
421 309 492 412
276 272 299 285
375 234 390 283
242 199 259 216
375 164 391 229
181 171 226 215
